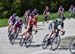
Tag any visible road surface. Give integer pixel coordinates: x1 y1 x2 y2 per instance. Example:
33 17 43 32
0 19 75 54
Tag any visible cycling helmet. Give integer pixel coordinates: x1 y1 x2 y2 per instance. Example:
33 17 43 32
12 13 17 17
32 8 38 15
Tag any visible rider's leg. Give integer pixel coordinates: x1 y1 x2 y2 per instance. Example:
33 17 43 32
46 13 50 23
33 22 38 34
48 30 54 44
21 29 29 39
60 21 65 35
8 23 13 29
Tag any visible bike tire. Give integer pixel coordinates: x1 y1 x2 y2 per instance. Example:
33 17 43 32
10 34 15 45
51 35 61 51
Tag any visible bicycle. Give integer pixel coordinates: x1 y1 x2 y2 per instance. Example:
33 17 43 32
42 29 61 51
8 26 21 45
20 26 33 48
69 37 75 54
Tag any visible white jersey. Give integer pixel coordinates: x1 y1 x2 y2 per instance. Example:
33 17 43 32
14 16 20 25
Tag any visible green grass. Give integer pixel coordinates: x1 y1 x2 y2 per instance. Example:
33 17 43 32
0 11 74 27
0 19 8 27
38 11 70 21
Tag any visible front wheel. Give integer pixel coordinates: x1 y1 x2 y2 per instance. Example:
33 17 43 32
51 35 61 51
69 38 75 54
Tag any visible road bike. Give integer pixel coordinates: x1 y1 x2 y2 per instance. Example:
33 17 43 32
8 26 21 45
20 26 33 48
42 29 61 51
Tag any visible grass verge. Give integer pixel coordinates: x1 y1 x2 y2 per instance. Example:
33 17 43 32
0 11 75 27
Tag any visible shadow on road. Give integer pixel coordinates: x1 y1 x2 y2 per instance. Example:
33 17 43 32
57 47 68 50
29 44 42 48
72 52 75 54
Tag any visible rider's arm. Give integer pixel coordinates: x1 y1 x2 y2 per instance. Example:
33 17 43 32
27 20 31 29
52 23 55 31
8 17 12 24
13 21 17 27
43 9 46 15
58 8 60 13
8 18 10 24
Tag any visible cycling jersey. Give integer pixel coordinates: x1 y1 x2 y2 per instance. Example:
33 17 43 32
14 16 23 29
58 7 64 12
69 7 74 12
44 9 50 15
48 19 64 30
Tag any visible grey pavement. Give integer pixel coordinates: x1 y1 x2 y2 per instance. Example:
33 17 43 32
0 19 75 54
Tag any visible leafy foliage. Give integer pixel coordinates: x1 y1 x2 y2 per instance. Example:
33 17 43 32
0 0 75 18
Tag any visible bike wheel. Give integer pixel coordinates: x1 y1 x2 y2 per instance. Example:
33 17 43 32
10 32 18 45
42 34 50 49
69 38 75 54
10 35 15 45
51 35 60 51
25 34 33 48
19 35 25 46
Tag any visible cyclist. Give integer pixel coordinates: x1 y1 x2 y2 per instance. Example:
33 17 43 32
8 13 17 30
43 6 50 23
24 10 31 24
22 13 37 38
47 18 65 44
48 17 65 41
69 5 74 17
13 16 23 33
58 5 64 18
69 5 75 17
32 8 38 34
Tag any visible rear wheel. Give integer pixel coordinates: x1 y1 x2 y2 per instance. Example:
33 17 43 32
9 34 15 45
9 32 17 45
8 27 12 38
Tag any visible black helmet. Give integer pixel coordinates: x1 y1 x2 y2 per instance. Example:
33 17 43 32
32 8 38 15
